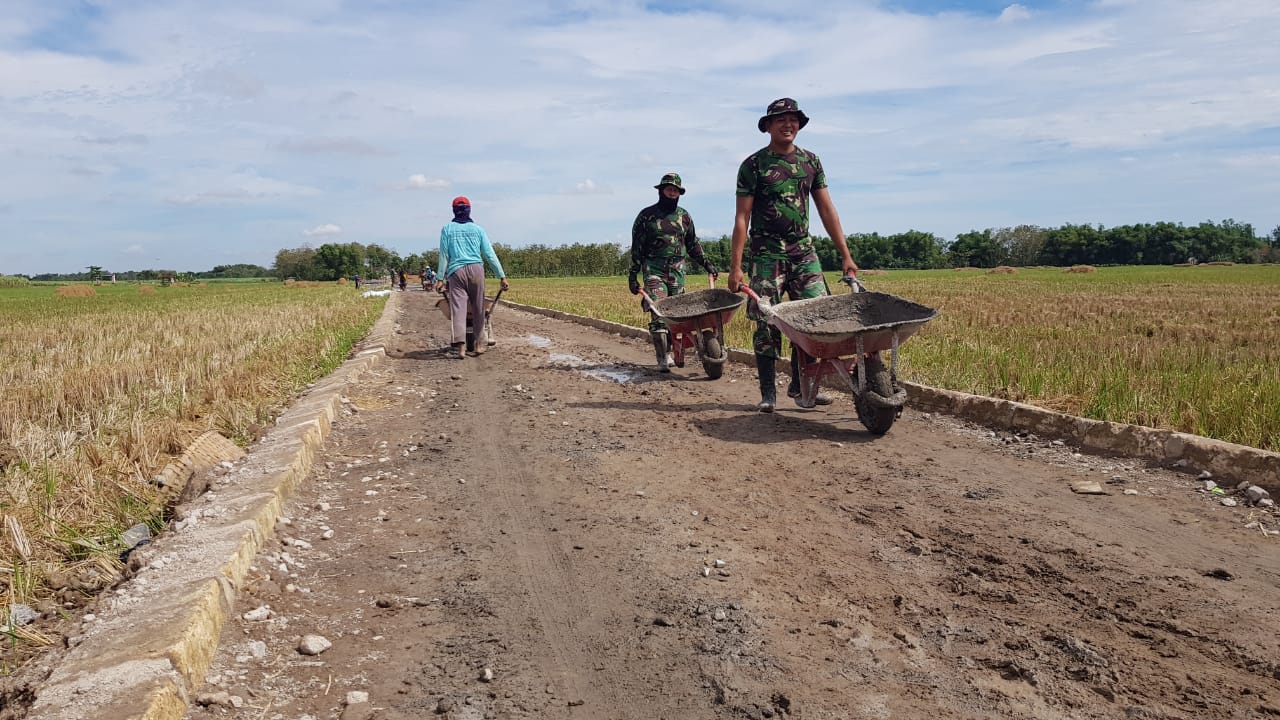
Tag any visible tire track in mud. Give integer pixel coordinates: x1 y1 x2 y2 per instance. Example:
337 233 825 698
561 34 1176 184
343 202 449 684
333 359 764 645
464 355 613 713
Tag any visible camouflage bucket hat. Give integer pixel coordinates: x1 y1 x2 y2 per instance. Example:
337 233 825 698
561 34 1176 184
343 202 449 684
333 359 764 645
654 172 686 194
757 97 810 133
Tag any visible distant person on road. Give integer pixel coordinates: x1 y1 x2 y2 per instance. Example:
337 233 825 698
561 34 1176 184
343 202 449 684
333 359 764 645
398 269 407 292
629 172 719 372
726 98 859 412
354 274 362 289
435 196 509 359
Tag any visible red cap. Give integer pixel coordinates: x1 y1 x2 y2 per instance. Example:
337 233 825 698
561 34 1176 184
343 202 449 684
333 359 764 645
452 196 470 207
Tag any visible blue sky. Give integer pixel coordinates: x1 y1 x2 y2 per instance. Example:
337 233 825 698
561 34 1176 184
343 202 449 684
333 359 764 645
2 0 1278 275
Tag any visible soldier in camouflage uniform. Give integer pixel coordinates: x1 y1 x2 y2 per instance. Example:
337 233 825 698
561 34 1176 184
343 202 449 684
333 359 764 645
629 172 719 372
726 98 859 412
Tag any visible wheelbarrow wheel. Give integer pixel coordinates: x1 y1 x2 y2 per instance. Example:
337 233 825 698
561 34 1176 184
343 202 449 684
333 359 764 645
702 334 724 380
855 354 899 435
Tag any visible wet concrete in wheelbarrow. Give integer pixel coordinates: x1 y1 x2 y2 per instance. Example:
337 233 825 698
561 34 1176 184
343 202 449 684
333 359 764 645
768 291 939 337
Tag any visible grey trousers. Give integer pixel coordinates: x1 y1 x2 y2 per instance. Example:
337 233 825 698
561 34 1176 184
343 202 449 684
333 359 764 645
445 263 486 346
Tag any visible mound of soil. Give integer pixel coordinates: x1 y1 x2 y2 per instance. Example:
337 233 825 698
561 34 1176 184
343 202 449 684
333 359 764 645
652 289 744 321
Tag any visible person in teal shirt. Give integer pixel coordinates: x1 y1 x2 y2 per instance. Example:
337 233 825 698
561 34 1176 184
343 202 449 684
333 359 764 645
435 196 510 358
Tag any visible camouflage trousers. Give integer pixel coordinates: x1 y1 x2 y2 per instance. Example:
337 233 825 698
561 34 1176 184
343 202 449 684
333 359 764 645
745 252 828 358
639 258 687 333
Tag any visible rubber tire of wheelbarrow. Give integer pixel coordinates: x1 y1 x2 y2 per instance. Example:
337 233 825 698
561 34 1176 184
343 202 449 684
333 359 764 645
703 336 724 380
855 354 899 436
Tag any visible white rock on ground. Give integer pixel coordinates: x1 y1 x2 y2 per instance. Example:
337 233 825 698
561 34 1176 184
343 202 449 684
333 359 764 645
297 634 332 655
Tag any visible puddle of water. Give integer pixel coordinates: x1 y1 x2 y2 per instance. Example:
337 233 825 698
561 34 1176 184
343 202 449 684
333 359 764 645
583 367 640 383
526 335 553 348
545 351 639 383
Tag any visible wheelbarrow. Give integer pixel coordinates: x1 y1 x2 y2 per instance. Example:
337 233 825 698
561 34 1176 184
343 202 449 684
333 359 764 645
435 286 504 353
638 277 745 379
739 276 938 434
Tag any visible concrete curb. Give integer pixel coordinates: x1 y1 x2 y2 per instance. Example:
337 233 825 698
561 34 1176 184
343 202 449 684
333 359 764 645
27 293 400 720
502 299 1278 495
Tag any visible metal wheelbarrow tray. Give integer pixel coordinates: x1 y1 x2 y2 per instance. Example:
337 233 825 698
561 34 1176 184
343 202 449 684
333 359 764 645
651 288 745 332
766 291 938 359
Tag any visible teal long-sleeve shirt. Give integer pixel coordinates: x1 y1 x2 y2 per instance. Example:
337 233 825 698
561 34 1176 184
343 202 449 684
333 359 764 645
437 221 506 280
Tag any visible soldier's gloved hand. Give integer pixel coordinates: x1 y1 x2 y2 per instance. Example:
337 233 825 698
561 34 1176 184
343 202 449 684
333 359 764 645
628 274 640 295
703 262 720 278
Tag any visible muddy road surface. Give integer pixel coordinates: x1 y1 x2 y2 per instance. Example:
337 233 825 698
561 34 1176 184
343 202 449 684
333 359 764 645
186 290 1280 720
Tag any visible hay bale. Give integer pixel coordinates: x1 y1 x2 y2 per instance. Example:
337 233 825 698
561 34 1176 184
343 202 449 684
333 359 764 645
55 285 97 298
989 265 1017 274
1064 265 1097 274
336 277 349 286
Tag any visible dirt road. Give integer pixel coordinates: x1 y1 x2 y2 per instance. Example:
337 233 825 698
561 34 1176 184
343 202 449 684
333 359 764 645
186 289 1280 720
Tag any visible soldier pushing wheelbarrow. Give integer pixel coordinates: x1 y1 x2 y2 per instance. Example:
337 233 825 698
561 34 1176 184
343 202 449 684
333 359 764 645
628 172 722 372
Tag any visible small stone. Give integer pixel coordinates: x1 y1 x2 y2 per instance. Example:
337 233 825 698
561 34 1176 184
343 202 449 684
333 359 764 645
713 559 727 568
1245 486 1271 504
1260 498 1275 508
1123 489 1140 496
195 691 233 707
242 605 272 622
1070 481 1107 495
1221 498 1238 507
322 529 335 540
459 478 466 484
7 604 38 627
345 691 370 706
317 502 331 511
480 667 495 682
701 567 711 577
297 634 332 655
1198 470 1213 480
247 640 268 658
1202 480 1218 492
713 608 728 621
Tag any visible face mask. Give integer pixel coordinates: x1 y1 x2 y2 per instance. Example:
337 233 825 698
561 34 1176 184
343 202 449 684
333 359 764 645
452 205 472 223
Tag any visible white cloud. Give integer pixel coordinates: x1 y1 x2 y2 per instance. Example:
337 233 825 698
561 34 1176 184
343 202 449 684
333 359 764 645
998 4 1032 24
303 223 342 237
397 174 451 191
567 178 610 195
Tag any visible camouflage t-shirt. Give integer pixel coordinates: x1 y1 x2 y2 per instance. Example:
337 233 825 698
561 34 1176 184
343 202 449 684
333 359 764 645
736 146 827 259
629 203 707 274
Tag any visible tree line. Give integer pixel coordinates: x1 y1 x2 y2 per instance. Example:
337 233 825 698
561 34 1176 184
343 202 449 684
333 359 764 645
15 220 1278 282
270 219 1278 279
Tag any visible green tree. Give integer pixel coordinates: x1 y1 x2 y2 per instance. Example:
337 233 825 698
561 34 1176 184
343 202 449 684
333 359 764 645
273 246 319 280
947 230 1005 268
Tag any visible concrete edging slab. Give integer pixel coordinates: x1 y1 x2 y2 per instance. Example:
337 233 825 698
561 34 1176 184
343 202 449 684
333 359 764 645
26 293 400 720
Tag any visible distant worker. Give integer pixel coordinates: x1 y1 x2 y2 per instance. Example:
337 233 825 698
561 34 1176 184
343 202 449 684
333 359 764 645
398 269 407 292
726 98 859 412
628 172 719 372
353 274 362 289
435 196 510 359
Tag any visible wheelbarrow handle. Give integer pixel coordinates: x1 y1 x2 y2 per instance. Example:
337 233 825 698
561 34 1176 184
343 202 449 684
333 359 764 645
736 284 778 320
485 286 505 318
636 288 666 319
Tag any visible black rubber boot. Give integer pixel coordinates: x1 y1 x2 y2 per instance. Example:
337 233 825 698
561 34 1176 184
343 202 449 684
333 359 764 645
653 331 670 373
756 354 777 413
